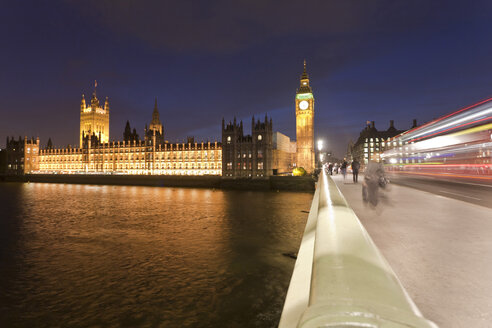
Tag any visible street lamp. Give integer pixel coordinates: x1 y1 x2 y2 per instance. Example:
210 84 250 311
317 140 324 169
317 140 323 152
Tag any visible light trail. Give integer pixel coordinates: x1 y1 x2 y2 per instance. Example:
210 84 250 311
382 98 492 184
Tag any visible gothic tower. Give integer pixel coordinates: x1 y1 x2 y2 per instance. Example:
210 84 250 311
147 98 164 145
79 81 110 147
295 60 315 172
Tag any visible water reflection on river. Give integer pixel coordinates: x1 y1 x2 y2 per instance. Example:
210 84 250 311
0 183 312 327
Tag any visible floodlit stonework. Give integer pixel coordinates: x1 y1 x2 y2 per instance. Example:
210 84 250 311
80 81 110 147
295 61 315 173
9 83 222 176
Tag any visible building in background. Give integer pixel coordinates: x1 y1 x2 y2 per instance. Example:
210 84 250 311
16 85 222 176
5 136 39 175
79 82 110 147
322 151 340 166
295 60 315 173
0 148 6 175
345 139 354 162
2 75 312 178
272 132 296 175
351 120 411 165
145 98 165 145
38 138 221 175
222 116 273 178
123 121 140 143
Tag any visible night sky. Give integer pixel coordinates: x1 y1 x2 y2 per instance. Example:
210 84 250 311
2 0 492 157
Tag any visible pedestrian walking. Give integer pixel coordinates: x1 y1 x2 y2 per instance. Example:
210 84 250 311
341 158 348 180
362 161 388 206
351 159 360 183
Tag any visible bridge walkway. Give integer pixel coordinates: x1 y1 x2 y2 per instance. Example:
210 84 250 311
332 174 492 328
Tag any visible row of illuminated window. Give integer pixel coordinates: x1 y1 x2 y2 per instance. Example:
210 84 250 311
223 173 265 177
41 148 221 155
365 138 402 147
226 135 263 143
226 162 264 170
364 143 383 147
39 155 222 162
226 150 263 159
40 162 222 170
40 156 83 162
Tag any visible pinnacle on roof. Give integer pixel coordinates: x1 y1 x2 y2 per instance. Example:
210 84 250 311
297 59 312 94
301 59 309 80
90 80 100 108
151 97 161 125
81 94 86 109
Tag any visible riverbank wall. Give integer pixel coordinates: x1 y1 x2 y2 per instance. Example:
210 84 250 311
0 174 315 192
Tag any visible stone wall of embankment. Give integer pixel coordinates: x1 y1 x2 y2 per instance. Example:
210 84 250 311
1 174 315 192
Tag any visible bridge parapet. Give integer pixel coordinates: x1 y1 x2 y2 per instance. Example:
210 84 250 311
279 171 437 328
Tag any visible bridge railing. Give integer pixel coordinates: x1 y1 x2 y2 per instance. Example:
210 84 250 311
279 170 438 328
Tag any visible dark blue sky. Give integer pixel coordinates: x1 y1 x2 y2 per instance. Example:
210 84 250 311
2 0 492 156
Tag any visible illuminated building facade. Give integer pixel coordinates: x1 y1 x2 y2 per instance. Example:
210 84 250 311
5 136 40 174
351 120 408 165
32 88 222 176
2 79 305 178
272 132 296 175
222 116 273 177
295 60 315 173
80 82 110 147
38 137 221 175
147 98 165 145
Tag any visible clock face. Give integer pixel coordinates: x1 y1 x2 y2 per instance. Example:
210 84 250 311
299 100 309 110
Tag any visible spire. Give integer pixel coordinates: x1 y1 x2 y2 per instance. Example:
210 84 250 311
151 97 161 125
301 59 309 80
46 138 53 149
297 59 312 94
124 121 132 141
81 94 86 111
104 97 109 111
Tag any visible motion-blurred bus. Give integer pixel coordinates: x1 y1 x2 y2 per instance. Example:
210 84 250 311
381 97 492 183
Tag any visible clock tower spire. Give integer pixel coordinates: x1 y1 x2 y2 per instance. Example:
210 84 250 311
295 60 315 173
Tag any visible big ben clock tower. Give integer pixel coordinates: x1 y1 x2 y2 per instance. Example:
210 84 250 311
295 60 315 172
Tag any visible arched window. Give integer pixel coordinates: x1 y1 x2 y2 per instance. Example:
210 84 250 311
258 135 262 141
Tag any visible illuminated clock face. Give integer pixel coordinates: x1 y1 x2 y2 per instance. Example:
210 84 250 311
299 100 309 110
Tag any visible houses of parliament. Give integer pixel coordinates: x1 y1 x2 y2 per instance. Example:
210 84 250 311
2 62 316 177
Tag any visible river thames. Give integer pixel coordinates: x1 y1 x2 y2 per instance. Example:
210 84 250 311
0 182 312 327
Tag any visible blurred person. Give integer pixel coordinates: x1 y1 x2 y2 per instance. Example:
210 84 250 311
328 163 333 175
351 159 360 183
341 158 348 180
362 161 388 206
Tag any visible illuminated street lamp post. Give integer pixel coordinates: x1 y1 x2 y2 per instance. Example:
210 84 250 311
317 140 323 169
